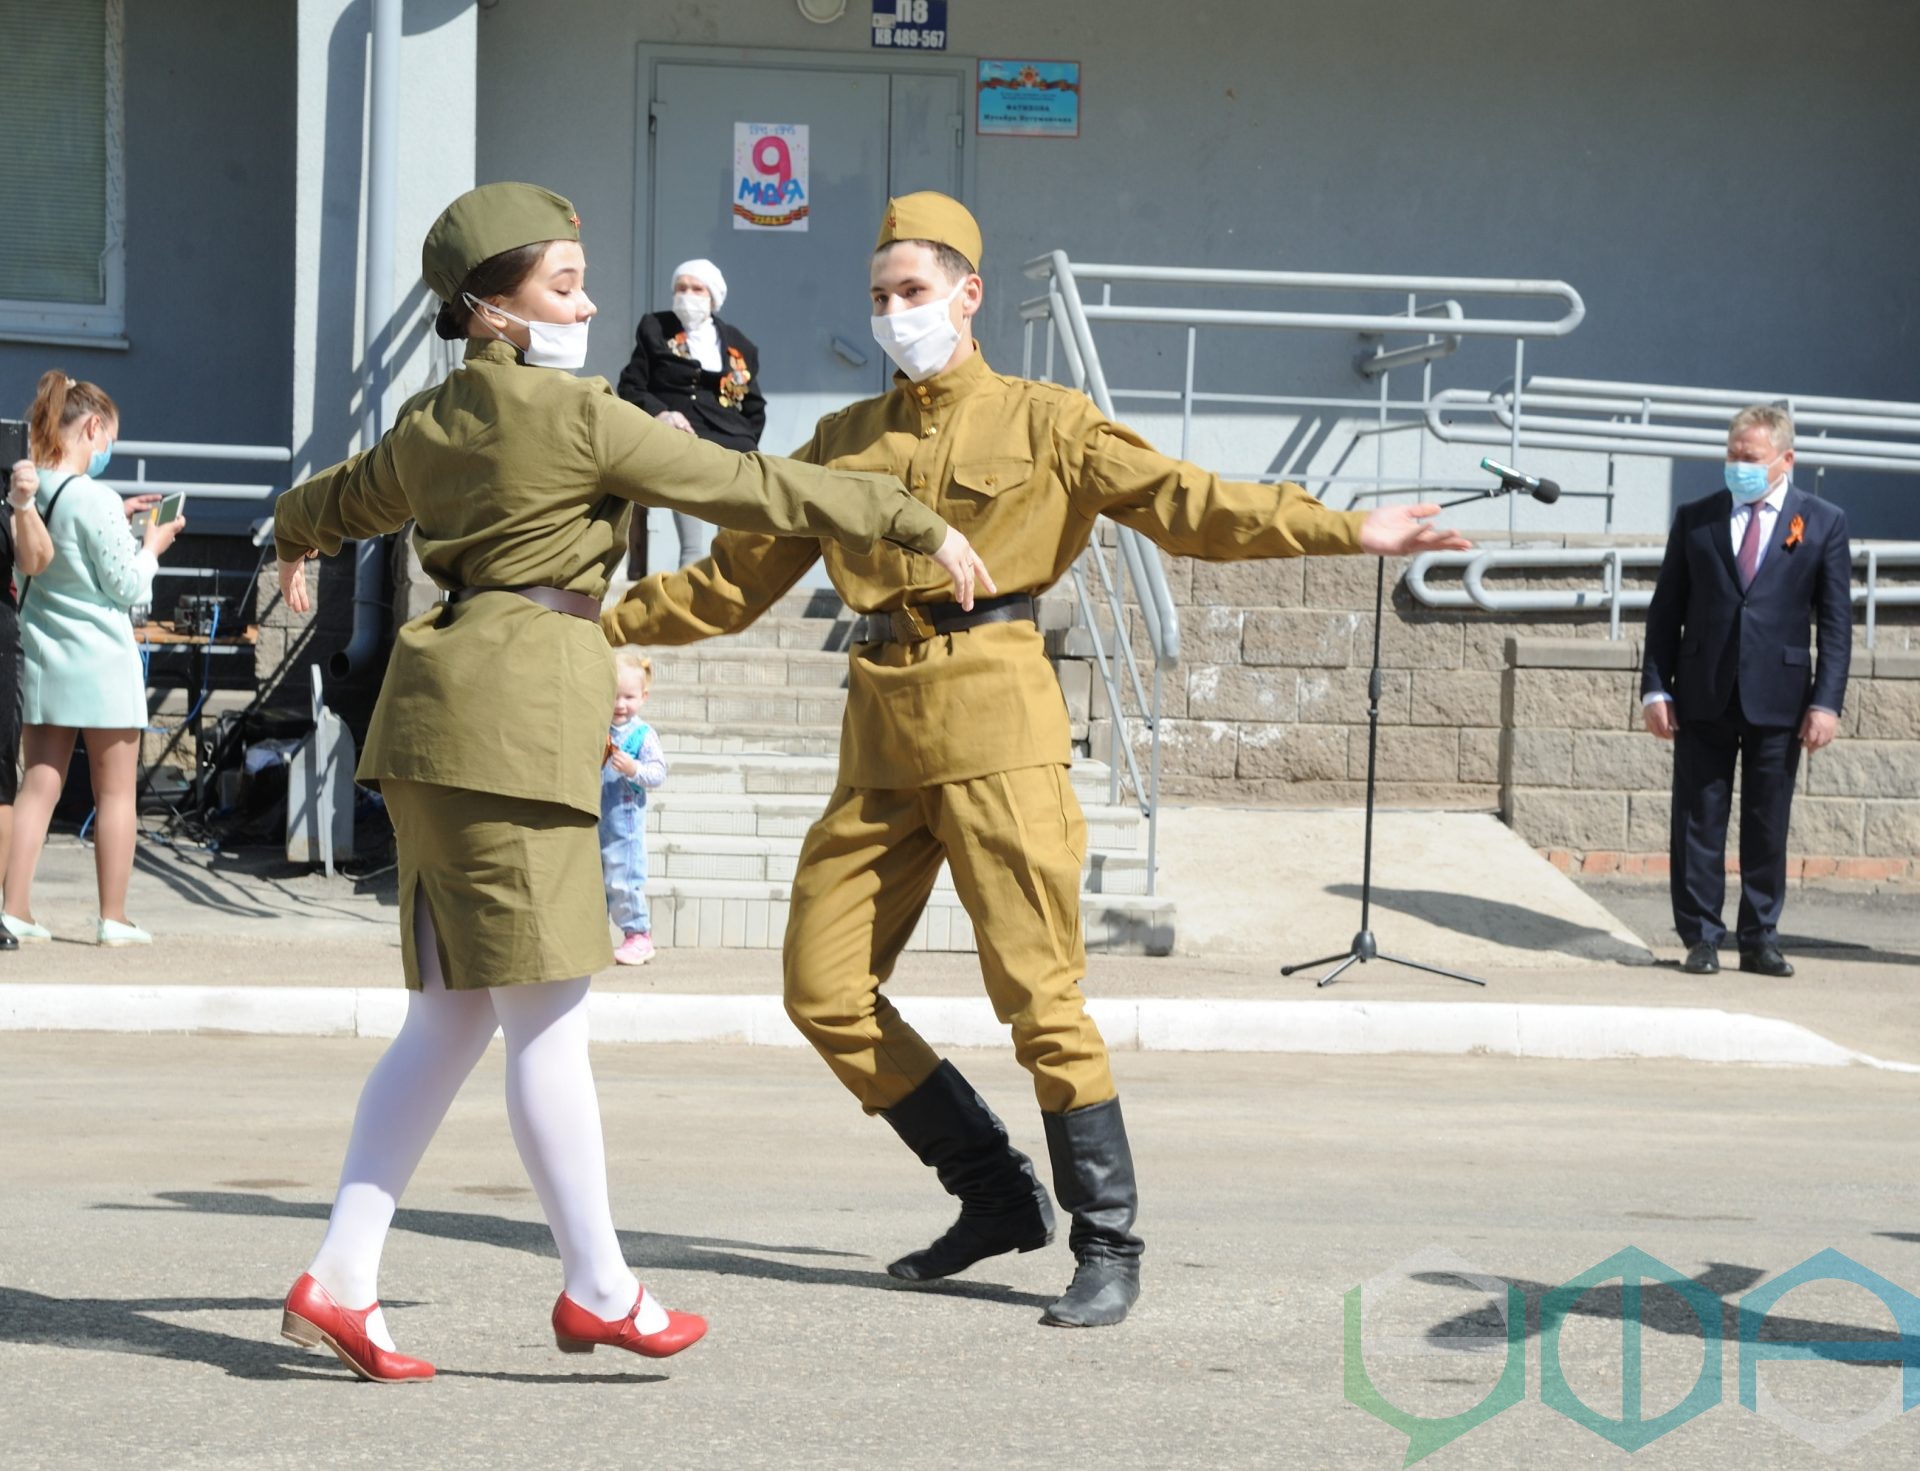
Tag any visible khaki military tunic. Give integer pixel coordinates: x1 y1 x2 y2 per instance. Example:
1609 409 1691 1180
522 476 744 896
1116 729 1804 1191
604 348 1366 1110
272 337 947 988
604 350 1364 788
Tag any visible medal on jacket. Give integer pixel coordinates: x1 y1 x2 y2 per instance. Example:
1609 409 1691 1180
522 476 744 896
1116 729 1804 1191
719 346 752 410
669 331 693 360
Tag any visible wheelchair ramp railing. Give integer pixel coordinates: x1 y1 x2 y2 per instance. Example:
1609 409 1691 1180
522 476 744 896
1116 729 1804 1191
1428 376 1920 481
1408 542 1920 647
1020 252 1589 891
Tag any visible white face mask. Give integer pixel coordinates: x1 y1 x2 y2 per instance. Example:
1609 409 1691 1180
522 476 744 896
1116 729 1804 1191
672 291 713 331
465 292 591 370
870 281 967 383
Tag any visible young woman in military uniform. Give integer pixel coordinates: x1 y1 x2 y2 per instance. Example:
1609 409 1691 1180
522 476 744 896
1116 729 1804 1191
270 183 987 1382
605 193 1471 1330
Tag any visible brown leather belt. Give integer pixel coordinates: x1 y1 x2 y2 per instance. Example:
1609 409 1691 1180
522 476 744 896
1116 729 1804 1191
849 593 1037 645
450 584 601 621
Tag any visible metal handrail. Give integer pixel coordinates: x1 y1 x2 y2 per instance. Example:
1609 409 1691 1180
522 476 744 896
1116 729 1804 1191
1407 542 1920 646
1020 254 1601 890
1022 255 1595 535
1031 262 1586 340
1429 377 1920 475
113 439 293 503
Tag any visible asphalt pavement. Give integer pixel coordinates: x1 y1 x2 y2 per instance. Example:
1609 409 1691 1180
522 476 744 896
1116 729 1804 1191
3 1035 1918 1469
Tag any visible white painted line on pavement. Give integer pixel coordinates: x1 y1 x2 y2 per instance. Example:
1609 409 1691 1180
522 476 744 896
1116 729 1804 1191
4 984 1917 1071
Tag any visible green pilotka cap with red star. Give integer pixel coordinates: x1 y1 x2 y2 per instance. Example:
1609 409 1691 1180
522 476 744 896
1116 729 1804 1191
421 182 581 303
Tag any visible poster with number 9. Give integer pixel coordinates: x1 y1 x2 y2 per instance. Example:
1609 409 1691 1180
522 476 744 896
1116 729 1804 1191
733 121 811 231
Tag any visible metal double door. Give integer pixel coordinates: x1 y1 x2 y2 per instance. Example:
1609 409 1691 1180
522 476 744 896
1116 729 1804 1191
642 53 965 578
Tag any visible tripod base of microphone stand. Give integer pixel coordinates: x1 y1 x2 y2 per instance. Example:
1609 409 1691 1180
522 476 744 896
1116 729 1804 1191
1279 930 1488 989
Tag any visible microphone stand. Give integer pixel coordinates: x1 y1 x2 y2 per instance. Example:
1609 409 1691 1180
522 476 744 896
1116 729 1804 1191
1278 488 1520 990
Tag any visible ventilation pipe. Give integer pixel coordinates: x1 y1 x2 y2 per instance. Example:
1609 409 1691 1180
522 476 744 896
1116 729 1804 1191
332 0 400 677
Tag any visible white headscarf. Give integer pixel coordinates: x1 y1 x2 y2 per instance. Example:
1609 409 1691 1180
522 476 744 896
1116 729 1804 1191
671 258 727 313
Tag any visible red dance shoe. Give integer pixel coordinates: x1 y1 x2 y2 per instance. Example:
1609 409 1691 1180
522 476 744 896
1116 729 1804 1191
281 1273 436 1383
552 1289 708 1359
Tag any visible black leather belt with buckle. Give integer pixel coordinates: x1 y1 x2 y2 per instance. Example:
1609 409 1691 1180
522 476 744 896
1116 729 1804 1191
450 585 601 621
849 592 1037 645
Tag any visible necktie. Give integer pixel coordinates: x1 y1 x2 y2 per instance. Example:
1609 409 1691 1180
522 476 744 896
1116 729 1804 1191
1736 504 1767 588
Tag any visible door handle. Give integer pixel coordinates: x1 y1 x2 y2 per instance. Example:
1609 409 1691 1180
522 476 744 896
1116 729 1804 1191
831 334 869 368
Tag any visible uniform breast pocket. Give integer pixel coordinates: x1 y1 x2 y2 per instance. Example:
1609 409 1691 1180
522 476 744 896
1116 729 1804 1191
944 456 1033 518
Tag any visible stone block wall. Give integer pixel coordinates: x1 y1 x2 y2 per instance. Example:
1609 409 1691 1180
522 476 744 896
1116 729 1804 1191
1068 531 1918 821
1501 637 1920 879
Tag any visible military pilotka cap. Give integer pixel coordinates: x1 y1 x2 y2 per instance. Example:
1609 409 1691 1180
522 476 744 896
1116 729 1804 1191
421 182 581 303
875 191 982 271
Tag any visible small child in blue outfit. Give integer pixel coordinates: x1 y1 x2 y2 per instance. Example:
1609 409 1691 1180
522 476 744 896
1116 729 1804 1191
601 649 668 965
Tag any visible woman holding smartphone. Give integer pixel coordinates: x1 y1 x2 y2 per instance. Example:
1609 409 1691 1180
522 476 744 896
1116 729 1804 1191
3 372 182 947
269 183 987 1383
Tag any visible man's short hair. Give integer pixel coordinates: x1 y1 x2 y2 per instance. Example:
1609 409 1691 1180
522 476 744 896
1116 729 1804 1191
875 238 976 284
1728 402 1794 452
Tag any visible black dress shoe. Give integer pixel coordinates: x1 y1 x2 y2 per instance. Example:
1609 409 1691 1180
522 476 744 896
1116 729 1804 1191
0 929 16 952
1680 942 1719 975
1739 945 1794 978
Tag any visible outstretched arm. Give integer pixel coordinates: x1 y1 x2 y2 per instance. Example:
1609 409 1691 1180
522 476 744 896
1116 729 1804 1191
603 529 821 648
273 435 411 613
594 399 991 612
1061 411 1468 560
591 391 946 558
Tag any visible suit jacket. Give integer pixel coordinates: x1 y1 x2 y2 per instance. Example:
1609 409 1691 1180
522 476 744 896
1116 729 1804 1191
1640 485 1852 727
615 312 766 453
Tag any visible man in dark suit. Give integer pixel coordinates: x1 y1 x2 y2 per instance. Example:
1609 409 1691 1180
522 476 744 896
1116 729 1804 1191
1641 404 1852 977
616 258 767 574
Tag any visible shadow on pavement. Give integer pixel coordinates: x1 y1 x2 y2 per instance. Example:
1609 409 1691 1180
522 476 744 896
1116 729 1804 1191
93 1190 1057 1311
0 1286 668 1384
1776 935 1920 969
1412 1263 1913 1366
1325 885 1651 965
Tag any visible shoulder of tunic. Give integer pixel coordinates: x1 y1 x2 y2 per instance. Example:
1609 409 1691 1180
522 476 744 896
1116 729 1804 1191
997 374 1099 418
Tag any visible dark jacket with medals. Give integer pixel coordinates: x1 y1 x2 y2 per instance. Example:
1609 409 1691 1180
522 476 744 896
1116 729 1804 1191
616 311 766 453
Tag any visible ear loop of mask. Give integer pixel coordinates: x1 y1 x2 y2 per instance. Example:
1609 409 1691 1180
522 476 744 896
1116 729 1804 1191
463 291 523 345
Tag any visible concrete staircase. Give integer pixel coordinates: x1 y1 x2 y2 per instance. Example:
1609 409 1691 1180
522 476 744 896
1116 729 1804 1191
632 593 1175 955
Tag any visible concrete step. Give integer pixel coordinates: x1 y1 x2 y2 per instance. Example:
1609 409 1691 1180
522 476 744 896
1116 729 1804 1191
647 831 1153 896
659 723 842 758
645 686 847 727
642 876 1175 956
659 752 1119 806
646 645 850 691
656 718 1092 758
645 793 1143 853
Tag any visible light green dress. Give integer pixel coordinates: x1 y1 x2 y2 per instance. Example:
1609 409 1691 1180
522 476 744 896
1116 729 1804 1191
18 470 152 729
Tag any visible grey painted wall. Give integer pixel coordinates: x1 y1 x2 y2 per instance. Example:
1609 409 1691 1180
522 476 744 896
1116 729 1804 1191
475 0 1920 537
0 0 297 535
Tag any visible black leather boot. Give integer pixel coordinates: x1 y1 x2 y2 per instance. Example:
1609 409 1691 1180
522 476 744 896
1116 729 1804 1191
1041 1097 1144 1327
881 1061 1055 1281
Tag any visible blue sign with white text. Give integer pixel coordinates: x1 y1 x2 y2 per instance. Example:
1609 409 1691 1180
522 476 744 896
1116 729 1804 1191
871 0 947 51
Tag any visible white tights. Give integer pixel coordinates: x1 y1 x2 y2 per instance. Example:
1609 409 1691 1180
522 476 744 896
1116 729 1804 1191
305 899 665 1350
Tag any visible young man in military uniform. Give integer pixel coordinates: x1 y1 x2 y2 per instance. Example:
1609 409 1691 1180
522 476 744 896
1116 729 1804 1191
605 193 1470 1328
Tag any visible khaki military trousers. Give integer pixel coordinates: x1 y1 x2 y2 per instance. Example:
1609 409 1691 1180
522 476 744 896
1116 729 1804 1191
782 764 1116 1116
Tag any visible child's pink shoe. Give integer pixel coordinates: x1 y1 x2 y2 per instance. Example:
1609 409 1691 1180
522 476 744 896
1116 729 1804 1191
614 932 656 966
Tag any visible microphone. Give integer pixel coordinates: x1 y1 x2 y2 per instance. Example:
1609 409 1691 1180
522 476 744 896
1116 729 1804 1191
1479 457 1561 504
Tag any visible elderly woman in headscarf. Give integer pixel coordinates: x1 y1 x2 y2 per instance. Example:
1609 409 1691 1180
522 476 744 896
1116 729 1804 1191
615 258 766 570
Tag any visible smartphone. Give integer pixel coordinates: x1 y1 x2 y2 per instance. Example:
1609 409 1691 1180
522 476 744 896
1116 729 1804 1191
155 491 186 524
0 418 26 469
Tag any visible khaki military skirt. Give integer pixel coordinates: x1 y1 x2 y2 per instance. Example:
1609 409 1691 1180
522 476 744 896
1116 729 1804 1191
384 779 612 990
